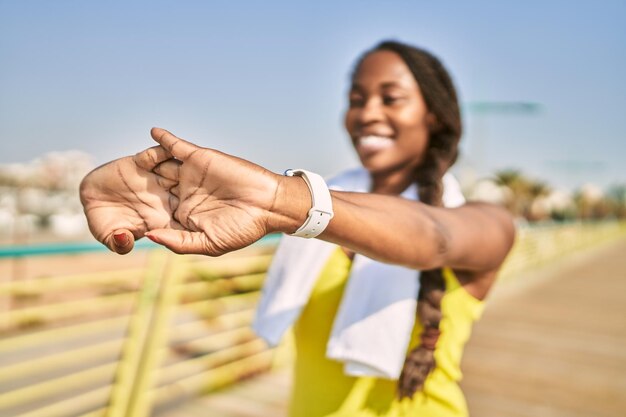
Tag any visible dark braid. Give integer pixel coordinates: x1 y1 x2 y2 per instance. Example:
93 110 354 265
354 40 462 398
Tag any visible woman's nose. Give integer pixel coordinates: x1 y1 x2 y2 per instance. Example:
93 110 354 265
358 98 385 125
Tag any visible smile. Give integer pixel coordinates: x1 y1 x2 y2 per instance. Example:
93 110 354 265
357 135 395 155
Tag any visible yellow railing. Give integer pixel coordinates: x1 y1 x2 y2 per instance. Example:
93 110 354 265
0 241 277 417
498 221 626 280
0 222 624 417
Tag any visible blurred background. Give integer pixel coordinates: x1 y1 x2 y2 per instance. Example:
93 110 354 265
0 1 625 416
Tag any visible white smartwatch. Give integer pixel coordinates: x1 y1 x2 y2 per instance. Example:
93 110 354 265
284 169 334 238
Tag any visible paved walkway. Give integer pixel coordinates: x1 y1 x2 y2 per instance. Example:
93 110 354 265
158 238 626 417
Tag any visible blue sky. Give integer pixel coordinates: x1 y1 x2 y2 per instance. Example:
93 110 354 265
1 0 625 190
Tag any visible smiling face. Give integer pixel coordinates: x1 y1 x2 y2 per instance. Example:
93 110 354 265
345 50 434 177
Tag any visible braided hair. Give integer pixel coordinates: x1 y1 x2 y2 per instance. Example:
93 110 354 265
353 40 462 398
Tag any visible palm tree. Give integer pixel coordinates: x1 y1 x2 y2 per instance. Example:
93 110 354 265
526 180 552 221
493 169 531 218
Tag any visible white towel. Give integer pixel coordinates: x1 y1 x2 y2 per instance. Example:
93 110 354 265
252 167 465 379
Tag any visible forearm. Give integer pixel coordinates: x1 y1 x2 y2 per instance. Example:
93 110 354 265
269 175 447 269
326 191 446 268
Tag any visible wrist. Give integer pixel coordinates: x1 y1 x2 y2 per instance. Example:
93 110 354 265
267 169 334 238
266 174 311 234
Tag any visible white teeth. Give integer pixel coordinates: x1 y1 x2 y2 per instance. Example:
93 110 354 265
358 135 394 150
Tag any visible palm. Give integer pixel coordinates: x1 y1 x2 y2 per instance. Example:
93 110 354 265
176 150 277 255
80 155 178 253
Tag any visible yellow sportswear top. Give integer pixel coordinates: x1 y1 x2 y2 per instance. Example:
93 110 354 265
290 248 484 417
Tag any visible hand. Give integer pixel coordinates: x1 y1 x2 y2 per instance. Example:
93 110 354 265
141 128 283 256
79 146 181 254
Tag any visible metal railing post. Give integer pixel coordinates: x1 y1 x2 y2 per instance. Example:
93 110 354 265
106 250 169 417
125 253 186 417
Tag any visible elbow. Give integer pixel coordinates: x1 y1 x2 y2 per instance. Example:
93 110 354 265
409 216 451 270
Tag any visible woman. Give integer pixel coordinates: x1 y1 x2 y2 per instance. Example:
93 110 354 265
80 41 514 416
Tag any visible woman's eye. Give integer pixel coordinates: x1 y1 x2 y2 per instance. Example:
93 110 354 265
349 95 365 107
383 96 403 105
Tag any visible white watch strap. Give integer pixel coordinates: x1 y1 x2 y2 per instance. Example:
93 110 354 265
285 169 334 238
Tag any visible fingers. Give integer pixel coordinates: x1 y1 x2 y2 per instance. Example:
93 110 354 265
154 159 181 181
145 229 211 255
107 229 136 255
169 193 179 212
150 127 199 161
133 146 173 171
155 175 177 190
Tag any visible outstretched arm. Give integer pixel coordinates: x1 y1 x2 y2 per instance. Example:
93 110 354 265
144 128 515 275
303 190 514 272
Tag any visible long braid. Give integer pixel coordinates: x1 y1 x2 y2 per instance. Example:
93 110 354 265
359 41 462 398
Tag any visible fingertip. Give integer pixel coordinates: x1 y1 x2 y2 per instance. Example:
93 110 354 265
148 127 199 161
134 145 173 171
144 231 162 245
150 127 169 149
150 127 170 143
145 229 180 254
111 230 135 255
